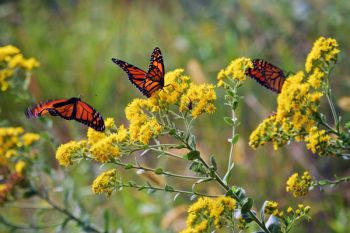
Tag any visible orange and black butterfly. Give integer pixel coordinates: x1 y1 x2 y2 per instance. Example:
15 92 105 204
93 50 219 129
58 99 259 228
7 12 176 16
25 97 105 131
245 59 286 93
111 47 164 98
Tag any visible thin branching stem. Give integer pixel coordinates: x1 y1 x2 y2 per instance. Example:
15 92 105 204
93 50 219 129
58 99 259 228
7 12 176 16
0 215 61 230
118 182 221 198
34 189 102 233
111 160 206 180
313 175 350 187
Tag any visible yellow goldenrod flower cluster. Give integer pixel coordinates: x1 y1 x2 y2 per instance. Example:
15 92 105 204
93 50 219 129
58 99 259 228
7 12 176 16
180 197 236 233
287 204 311 216
0 45 40 91
286 171 313 197
125 99 163 144
305 126 333 156
305 37 339 73
0 127 40 158
264 201 284 217
0 127 39 205
57 118 127 164
91 169 118 196
55 140 87 166
217 57 253 86
249 37 338 156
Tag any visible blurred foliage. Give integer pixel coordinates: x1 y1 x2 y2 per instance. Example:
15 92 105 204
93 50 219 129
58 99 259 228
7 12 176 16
0 0 349 232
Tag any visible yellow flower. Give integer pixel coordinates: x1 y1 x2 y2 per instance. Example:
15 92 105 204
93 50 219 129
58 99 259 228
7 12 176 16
105 117 116 130
87 127 106 145
7 54 40 71
0 45 19 61
179 83 216 117
115 124 128 143
307 68 325 88
0 69 14 91
21 133 40 146
15 160 26 175
125 99 163 144
286 172 313 197
92 169 118 196
181 197 236 232
55 140 87 166
304 127 332 155
264 201 281 216
287 206 293 213
89 135 121 162
217 57 253 84
305 37 339 73
0 127 25 157
5 149 17 158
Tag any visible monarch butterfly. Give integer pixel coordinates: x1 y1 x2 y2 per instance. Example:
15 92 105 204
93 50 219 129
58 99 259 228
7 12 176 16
245 59 286 93
25 97 105 131
111 47 164 98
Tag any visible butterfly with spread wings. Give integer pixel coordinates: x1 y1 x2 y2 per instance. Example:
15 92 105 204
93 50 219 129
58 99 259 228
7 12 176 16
25 97 105 131
112 47 164 98
245 59 287 93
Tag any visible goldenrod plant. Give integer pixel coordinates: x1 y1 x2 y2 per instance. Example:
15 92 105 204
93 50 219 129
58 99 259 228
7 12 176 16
1 37 349 232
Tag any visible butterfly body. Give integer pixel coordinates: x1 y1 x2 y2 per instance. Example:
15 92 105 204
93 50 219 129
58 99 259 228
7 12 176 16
112 47 164 98
245 59 286 93
25 97 105 131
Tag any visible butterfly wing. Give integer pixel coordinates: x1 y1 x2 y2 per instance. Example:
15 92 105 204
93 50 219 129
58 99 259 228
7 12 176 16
111 58 149 95
26 97 105 131
75 99 105 131
143 47 164 97
245 59 286 93
112 47 164 98
25 99 71 118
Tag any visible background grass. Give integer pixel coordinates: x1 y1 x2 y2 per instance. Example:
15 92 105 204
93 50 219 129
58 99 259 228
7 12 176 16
1 0 350 232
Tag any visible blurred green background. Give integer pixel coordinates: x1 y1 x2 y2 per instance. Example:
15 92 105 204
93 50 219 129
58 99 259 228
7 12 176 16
1 0 350 232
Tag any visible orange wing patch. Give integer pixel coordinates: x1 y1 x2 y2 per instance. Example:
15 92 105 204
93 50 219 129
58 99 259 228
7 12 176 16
26 97 105 131
245 59 286 93
112 47 164 97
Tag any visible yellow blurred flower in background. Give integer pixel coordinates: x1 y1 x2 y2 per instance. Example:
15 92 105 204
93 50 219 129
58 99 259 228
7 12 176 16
92 169 118 196
0 45 39 91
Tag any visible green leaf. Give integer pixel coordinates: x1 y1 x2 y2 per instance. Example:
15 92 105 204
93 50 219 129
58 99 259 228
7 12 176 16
226 186 246 199
165 184 175 192
232 100 238 110
184 150 200 160
266 215 281 233
103 210 110 233
223 163 235 185
317 180 329 186
169 129 176 136
230 134 240 144
124 164 133 169
224 117 234 125
189 162 207 175
23 190 37 198
154 168 164 175
241 197 253 214
187 134 196 150
260 201 269 224
345 121 350 129
174 193 181 201
210 155 217 171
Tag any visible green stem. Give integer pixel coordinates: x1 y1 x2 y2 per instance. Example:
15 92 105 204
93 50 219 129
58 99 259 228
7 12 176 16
35 190 102 233
111 160 206 180
324 66 339 132
119 182 221 197
0 215 60 230
313 175 350 187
